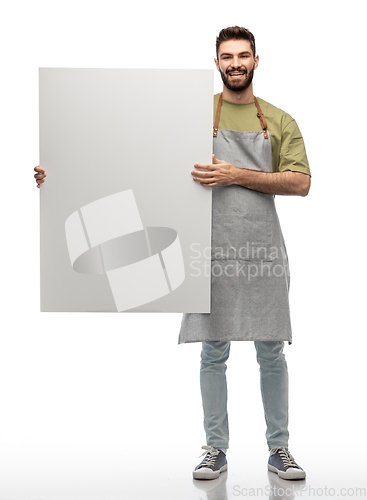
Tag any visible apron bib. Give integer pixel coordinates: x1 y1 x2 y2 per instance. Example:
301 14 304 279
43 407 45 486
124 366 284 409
179 95 292 343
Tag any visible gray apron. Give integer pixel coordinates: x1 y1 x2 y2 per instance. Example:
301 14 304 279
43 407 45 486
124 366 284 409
178 94 292 344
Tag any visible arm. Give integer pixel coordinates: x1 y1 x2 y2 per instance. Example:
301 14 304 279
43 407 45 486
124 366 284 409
192 155 310 197
232 167 310 196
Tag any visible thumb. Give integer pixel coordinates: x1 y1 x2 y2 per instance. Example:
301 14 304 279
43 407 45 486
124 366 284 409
212 154 224 164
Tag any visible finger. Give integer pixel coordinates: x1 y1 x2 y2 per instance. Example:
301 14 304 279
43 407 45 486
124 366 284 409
192 175 216 183
191 170 214 178
196 176 217 184
193 176 212 183
212 154 224 164
34 166 45 173
193 163 216 171
200 182 216 187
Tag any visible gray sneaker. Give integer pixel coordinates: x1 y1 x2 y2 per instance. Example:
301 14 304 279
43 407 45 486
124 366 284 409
193 446 228 480
268 447 306 480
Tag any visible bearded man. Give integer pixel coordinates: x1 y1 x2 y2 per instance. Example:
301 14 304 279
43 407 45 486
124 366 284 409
178 26 310 481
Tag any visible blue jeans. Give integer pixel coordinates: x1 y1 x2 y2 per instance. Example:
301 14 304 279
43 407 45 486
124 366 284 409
200 341 289 450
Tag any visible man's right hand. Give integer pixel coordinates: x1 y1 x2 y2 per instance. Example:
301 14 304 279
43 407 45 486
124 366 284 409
34 166 46 188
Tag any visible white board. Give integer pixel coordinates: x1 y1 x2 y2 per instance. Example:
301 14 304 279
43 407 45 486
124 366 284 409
39 68 213 312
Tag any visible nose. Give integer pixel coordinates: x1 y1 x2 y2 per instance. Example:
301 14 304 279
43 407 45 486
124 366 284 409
232 56 240 67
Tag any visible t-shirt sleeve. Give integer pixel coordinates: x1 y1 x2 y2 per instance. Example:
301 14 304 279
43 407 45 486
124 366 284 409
279 119 311 176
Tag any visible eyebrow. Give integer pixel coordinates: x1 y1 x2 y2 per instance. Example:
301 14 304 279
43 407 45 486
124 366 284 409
220 51 252 58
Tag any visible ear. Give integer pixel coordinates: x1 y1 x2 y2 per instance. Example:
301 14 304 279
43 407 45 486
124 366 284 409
214 57 221 73
254 54 259 70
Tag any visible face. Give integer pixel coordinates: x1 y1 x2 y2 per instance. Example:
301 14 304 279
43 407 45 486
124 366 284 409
215 39 259 92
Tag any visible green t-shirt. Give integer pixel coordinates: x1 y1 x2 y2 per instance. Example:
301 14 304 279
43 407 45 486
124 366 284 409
213 94 311 176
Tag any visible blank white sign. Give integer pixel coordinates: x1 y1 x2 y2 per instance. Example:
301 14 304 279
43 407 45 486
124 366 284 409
39 68 214 312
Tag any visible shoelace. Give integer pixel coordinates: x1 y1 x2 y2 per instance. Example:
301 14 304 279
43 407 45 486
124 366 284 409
270 446 301 469
198 445 220 467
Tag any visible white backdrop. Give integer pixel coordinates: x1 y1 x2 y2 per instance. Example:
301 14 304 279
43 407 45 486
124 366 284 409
1 1 366 499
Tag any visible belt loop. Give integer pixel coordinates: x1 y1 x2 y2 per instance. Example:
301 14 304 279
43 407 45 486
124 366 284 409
254 97 269 139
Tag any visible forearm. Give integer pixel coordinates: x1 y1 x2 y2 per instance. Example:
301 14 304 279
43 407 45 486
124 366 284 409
233 168 311 196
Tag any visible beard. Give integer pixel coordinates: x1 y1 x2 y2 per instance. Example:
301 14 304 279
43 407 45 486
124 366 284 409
219 63 255 92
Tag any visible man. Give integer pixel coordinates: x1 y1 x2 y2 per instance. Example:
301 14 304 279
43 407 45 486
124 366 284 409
178 26 310 481
35 26 310 482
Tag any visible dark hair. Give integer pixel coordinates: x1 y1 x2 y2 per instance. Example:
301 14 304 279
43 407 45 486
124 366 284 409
216 26 256 59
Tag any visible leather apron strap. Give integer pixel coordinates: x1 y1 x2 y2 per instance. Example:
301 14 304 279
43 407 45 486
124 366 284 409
254 96 269 139
213 92 269 139
213 92 223 137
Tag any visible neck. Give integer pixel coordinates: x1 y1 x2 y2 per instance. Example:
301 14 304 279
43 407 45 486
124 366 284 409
222 83 255 104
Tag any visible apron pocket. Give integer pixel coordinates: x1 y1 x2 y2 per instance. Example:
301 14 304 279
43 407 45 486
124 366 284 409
212 212 273 262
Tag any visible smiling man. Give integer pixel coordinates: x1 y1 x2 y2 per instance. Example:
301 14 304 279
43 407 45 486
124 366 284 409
178 26 311 481
217 43 256 92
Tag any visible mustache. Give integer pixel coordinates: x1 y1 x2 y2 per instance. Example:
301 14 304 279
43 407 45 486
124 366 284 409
226 68 248 75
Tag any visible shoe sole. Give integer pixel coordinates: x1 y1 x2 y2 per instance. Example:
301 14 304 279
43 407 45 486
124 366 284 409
193 464 227 480
268 464 306 480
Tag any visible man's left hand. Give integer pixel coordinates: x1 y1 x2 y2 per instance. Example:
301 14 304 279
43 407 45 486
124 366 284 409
191 154 238 187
